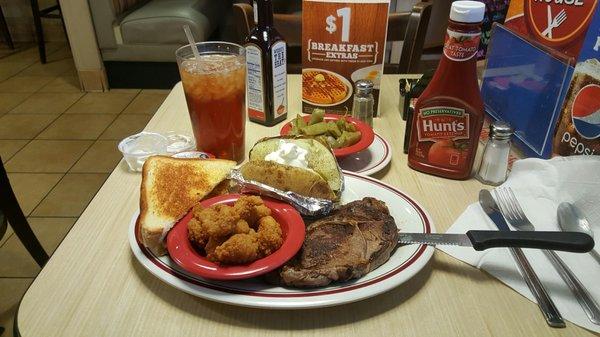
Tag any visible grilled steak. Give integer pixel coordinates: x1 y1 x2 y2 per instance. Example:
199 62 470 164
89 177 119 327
270 197 399 287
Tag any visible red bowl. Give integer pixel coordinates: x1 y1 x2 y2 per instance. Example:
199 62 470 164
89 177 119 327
166 194 305 280
279 114 375 158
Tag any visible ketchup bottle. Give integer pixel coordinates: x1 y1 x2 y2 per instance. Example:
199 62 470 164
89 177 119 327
408 1 485 180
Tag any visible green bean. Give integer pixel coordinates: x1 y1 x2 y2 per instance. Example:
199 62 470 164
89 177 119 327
288 115 307 136
290 120 299 135
333 131 361 148
343 131 361 146
309 108 325 125
296 115 307 128
336 118 347 132
300 122 329 135
327 122 342 137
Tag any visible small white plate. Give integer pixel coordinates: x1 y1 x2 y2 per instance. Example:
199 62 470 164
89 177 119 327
338 133 392 176
351 64 383 89
129 172 435 309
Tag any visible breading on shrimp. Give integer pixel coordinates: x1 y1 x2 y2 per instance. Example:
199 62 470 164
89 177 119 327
233 195 272 227
254 205 272 220
213 232 259 264
200 204 241 237
205 236 228 262
187 217 209 248
234 219 251 234
256 216 283 256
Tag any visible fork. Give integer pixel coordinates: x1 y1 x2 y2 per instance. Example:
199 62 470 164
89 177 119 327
495 187 600 325
541 8 567 38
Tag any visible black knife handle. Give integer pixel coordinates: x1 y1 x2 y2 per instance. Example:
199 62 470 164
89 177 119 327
466 230 594 253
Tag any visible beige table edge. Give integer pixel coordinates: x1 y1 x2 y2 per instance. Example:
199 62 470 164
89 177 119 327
16 75 594 337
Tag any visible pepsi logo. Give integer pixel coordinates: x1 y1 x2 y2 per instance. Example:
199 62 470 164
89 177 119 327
572 84 600 139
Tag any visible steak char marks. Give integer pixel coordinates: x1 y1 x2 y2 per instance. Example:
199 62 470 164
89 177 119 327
274 197 399 288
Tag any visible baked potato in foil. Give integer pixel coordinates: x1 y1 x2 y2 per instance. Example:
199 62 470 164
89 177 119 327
233 136 344 213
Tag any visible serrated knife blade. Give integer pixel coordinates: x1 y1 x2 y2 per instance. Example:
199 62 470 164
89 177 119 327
397 233 473 247
396 229 592 252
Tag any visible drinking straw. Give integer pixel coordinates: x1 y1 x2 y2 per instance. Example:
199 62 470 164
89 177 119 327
183 25 201 63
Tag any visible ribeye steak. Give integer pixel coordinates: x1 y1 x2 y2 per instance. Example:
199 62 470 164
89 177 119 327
270 197 399 287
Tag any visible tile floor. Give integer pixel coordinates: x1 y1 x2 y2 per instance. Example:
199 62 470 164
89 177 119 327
0 43 169 336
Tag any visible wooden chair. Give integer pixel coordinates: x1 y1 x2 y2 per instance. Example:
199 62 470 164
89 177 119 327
0 5 14 49
232 2 432 74
30 0 67 63
0 156 49 267
386 2 432 74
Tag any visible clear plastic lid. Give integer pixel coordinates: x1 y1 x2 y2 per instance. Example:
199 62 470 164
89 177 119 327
165 132 196 154
118 132 168 172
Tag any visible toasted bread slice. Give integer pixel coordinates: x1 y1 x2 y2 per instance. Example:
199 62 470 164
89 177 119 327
139 156 236 255
240 160 336 200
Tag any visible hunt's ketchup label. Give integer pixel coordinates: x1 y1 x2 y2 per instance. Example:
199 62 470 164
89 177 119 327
443 30 481 61
408 1 485 180
416 107 470 141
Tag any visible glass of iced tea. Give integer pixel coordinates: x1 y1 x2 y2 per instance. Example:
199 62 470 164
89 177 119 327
176 42 246 162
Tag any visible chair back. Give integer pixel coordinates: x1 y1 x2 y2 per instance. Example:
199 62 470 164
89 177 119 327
233 4 302 45
387 2 432 74
0 156 49 266
233 2 432 74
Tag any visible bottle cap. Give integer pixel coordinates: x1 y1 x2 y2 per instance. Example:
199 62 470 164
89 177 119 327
450 1 485 23
489 120 513 141
355 79 374 94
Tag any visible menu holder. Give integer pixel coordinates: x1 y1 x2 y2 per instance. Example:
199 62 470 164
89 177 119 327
481 23 573 158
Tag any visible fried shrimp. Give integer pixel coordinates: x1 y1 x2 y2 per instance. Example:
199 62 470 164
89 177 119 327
201 204 240 237
187 205 209 248
257 216 283 256
213 233 259 264
187 196 283 265
234 219 251 234
233 195 272 227
205 236 227 261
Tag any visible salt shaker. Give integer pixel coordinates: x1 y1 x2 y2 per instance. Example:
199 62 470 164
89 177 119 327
476 121 514 185
352 79 374 127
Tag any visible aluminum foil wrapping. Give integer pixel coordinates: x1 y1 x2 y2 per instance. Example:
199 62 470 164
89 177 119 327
249 135 345 199
229 169 334 217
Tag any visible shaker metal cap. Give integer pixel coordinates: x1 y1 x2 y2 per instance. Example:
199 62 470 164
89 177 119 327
489 120 513 140
355 79 374 94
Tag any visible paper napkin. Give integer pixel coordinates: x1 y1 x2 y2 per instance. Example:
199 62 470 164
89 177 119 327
438 156 600 333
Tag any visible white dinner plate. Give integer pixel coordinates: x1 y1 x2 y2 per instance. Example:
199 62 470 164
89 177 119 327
128 172 435 309
338 133 392 176
350 64 383 89
301 68 353 107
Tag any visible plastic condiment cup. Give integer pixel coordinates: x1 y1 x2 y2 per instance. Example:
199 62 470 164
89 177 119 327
118 132 168 172
165 132 196 154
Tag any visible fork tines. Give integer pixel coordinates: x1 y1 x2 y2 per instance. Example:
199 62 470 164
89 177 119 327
556 10 567 25
493 187 528 225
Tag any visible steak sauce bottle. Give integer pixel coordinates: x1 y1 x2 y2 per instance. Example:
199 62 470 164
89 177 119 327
245 0 288 126
407 1 485 180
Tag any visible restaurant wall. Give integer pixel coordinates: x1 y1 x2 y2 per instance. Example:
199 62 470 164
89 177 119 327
59 0 108 91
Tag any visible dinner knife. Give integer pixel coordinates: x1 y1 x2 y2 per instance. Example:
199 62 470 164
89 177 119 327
479 189 565 328
397 230 592 252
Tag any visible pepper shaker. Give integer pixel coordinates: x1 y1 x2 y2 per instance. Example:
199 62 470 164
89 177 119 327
352 79 374 127
476 121 514 185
